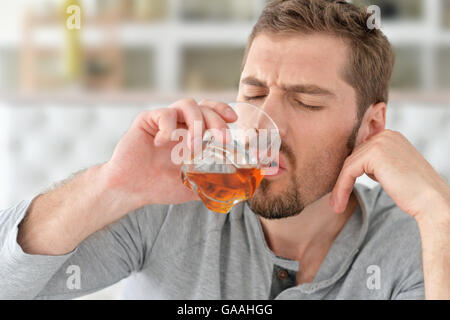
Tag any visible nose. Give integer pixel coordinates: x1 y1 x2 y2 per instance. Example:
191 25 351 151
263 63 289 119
260 95 288 140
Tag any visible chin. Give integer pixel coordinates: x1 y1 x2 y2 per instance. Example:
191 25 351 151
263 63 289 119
248 179 304 220
252 177 289 203
258 175 287 192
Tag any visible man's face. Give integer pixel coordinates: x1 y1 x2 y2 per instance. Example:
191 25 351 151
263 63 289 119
238 33 361 219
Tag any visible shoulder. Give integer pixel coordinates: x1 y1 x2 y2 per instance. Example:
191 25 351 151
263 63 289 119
356 183 421 246
354 184 424 298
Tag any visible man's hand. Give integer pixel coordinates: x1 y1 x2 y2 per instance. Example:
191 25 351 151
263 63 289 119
18 99 237 255
330 129 450 221
102 98 237 211
329 129 450 299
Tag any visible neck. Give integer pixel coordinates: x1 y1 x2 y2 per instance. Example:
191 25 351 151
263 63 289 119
258 192 358 262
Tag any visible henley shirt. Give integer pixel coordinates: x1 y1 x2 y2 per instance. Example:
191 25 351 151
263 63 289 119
0 183 424 299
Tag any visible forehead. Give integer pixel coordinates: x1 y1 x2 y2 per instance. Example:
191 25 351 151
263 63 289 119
242 33 349 87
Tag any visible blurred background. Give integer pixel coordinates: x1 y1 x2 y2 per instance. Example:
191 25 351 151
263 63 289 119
0 0 449 299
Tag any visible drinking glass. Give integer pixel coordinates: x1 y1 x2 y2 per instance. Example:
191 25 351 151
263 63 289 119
181 102 281 213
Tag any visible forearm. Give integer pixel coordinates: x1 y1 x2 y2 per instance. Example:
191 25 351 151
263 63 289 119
17 164 134 256
416 189 450 300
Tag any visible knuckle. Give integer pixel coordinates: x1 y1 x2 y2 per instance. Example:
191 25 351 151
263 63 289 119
200 104 224 121
384 129 394 137
378 130 406 144
163 107 177 118
171 98 198 109
373 131 388 142
392 130 403 138
383 129 398 137
202 100 229 112
215 101 231 111
370 141 383 155
182 98 198 106
137 110 151 121
375 130 386 138
199 98 212 106
137 111 146 119
204 110 222 122
204 113 226 129
342 158 352 170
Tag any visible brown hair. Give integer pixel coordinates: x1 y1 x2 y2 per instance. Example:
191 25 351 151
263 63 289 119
243 0 395 121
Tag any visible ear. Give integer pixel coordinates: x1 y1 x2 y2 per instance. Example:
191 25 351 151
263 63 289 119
355 102 386 146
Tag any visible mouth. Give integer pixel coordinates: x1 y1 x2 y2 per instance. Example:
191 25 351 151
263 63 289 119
263 155 288 178
278 155 288 170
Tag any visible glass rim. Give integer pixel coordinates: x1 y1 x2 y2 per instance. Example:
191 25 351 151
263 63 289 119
228 101 280 135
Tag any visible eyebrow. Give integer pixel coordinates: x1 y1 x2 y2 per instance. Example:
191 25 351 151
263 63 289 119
241 76 335 97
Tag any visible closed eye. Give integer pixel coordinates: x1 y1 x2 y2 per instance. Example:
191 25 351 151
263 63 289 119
294 100 323 111
243 96 323 111
243 95 266 101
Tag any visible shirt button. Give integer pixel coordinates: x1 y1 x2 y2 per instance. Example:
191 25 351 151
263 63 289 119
277 269 288 280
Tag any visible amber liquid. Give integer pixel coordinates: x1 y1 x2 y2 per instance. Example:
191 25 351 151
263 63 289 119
182 167 264 213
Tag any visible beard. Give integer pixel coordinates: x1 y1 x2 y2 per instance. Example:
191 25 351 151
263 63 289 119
247 121 361 220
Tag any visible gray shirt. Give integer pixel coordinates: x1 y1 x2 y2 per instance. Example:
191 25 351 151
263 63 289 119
0 183 424 299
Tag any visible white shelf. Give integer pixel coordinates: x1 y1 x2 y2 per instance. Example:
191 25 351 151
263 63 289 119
20 22 254 47
15 22 450 49
121 22 254 46
1 0 450 93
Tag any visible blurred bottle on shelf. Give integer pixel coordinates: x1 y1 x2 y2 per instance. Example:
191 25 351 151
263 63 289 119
182 47 244 91
130 0 167 22
62 0 83 86
182 0 254 21
96 0 122 20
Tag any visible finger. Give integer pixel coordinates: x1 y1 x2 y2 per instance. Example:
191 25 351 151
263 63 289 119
330 155 367 214
199 106 231 145
169 99 205 149
367 173 378 182
199 99 237 122
153 108 178 147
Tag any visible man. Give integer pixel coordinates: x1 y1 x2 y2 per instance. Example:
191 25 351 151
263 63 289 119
0 0 449 299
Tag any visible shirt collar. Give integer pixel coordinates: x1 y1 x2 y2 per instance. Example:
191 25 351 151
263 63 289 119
243 183 372 293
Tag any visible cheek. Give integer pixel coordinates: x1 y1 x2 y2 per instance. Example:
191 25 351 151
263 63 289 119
292 113 351 144
288 113 353 164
